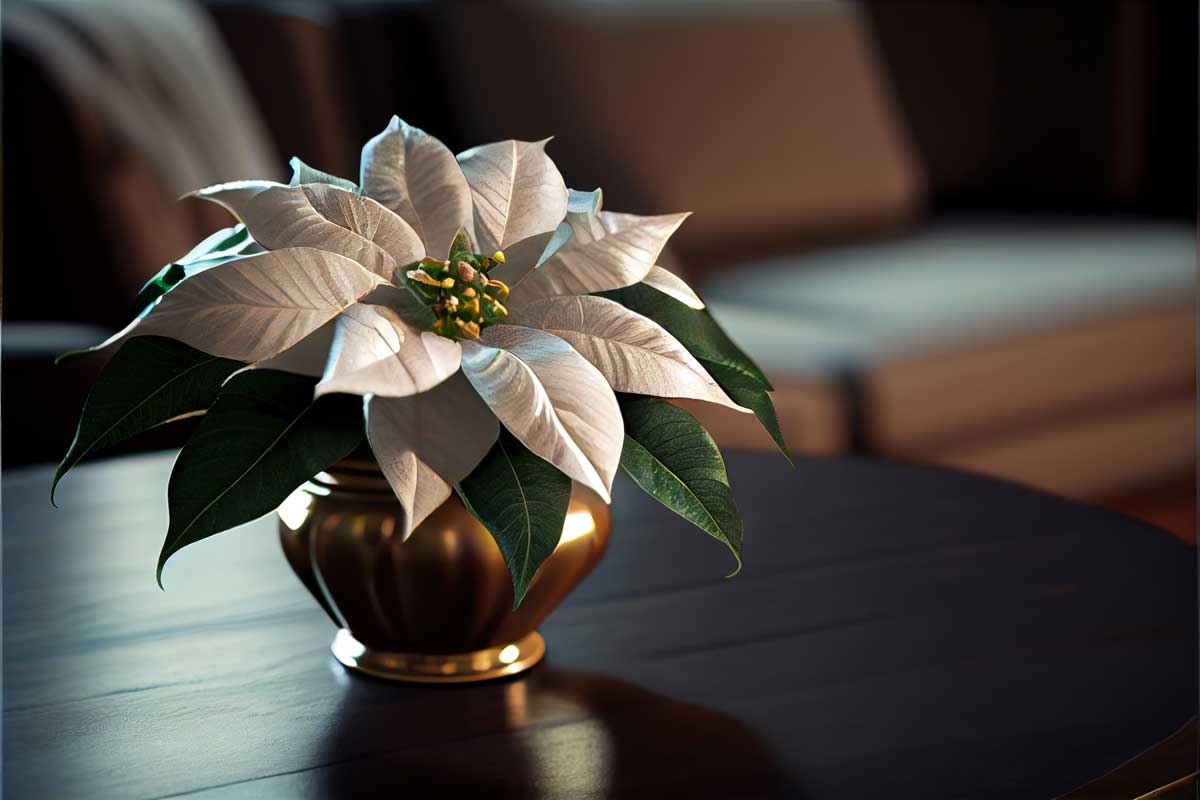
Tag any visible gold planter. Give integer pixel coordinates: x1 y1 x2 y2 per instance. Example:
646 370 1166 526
277 459 611 683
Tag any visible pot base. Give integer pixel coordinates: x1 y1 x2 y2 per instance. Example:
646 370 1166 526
330 629 546 684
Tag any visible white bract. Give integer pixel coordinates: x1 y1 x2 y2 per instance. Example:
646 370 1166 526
127 117 747 534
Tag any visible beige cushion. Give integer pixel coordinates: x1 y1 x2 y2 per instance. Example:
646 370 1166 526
698 218 1195 495
704 218 1193 372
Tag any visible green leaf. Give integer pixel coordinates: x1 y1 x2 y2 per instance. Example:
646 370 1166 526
135 262 188 313
456 429 573 608
288 156 359 192
448 226 482 268
701 361 792 465
618 395 744 575
449 227 472 257
158 370 363 586
598 282 773 389
599 282 790 460
52 337 244 504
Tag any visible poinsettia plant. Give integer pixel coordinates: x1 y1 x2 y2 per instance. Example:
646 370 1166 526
54 117 789 605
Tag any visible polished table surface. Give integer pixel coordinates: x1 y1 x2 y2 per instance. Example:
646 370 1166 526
3 451 1195 799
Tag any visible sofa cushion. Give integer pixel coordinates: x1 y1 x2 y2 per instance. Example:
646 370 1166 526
703 216 1193 374
689 217 1194 495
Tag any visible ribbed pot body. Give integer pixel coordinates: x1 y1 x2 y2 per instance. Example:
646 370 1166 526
278 459 611 655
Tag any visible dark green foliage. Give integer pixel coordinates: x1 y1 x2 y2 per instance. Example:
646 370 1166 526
447 228 478 266
158 371 363 586
617 395 744 574
599 282 771 387
599 282 790 461
457 430 573 608
53 337 243 504
702 361 792 465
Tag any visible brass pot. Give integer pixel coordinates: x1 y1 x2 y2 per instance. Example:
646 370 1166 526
277 459 611 683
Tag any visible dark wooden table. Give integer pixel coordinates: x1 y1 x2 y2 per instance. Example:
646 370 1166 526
3 451 1195 799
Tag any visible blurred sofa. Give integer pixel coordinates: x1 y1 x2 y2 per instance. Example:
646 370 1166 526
438 0 1195 501
3 0 1194 506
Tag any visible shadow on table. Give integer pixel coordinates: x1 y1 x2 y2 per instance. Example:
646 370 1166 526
313 664 791 798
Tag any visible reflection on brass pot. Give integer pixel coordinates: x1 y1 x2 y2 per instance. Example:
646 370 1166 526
278 459 611 683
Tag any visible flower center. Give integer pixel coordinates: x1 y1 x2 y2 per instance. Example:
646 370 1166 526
404 245 509 341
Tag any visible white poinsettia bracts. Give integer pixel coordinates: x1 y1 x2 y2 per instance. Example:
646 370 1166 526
123 116 747 534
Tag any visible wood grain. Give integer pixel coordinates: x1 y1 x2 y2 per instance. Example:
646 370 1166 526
3 451 1195 798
